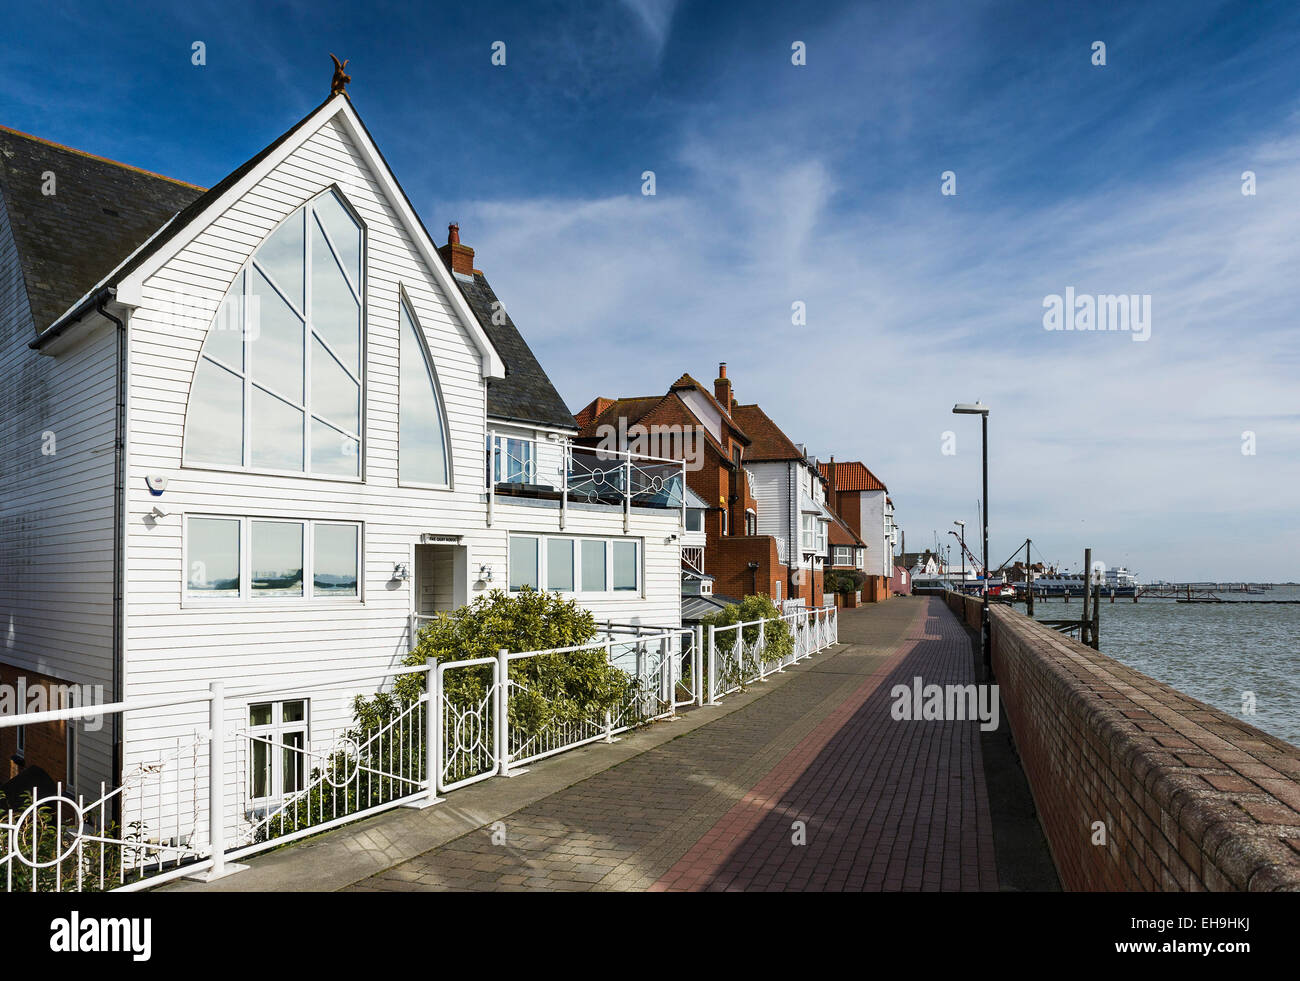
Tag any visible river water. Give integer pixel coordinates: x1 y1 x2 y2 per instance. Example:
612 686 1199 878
1032 585 1300 748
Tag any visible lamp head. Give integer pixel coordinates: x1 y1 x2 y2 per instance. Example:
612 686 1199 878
952 402 990 415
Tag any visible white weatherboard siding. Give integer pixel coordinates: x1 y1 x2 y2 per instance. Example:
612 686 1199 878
0 196 118 786
116 112 681 832
860 490 889 578
749 462 786 541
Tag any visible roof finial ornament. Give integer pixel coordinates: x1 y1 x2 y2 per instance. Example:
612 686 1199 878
329 54 351 98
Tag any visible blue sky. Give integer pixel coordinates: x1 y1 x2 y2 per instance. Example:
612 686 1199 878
4 0 1298 580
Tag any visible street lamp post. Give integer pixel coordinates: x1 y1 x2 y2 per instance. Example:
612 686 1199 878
953 403 990 675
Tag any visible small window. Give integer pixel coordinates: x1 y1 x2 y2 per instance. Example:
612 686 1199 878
188 517 241 596
745 511 757 536
685 509 704 533
774 580 782 601
493 437 534 484
248 699 309 802
581 540 607 591
509 536 540 591
547 538 575 592
612 541 638 592
314 524 358 596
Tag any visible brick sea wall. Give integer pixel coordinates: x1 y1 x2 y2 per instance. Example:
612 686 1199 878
943 591 1300 891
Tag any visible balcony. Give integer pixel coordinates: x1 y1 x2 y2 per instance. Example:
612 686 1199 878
487 431 686 530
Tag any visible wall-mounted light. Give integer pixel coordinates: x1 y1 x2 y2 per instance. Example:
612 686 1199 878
392 562 410 582
478 564 494 582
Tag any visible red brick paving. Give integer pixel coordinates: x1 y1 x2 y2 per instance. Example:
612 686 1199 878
354 597 999 892
651 599 997 891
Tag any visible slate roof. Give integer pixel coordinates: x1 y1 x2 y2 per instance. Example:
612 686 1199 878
820 460 887 492
729 403 806 462
0 124 205 334
454 272 577 430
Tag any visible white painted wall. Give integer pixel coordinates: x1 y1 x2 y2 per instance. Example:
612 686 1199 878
0 198 118 786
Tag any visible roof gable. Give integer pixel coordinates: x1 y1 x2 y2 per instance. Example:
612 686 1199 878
820 460 887 492
0 125 203 334
730 403 805 462
26 96 507 379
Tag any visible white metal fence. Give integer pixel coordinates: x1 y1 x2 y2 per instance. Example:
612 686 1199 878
706 605 838 702
1 607 837 892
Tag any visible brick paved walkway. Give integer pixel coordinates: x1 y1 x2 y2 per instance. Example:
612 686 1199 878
351 596 998 892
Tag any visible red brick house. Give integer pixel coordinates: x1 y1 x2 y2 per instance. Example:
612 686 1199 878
574 368 791 604
820 459 896 602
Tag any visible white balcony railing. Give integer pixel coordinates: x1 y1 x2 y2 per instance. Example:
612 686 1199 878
487 431 686 532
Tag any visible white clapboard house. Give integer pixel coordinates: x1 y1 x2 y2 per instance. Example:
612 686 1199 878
0 93 685 809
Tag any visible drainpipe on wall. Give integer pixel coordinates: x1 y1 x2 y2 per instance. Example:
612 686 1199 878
97 295 126 787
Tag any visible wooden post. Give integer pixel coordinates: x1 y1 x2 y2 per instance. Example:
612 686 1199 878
1081 548 1092 645
1026 539 1034 616
1092 583 1101 650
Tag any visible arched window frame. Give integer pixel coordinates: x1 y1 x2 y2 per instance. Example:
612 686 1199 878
181 184 368 480
396 284 454 490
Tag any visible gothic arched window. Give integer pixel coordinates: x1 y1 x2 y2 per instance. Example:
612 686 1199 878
184 188 364 477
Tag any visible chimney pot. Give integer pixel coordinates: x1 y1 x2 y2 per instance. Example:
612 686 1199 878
719 362 727 378
438 223 476 276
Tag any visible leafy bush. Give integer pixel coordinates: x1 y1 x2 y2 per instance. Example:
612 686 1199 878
825 570 867 594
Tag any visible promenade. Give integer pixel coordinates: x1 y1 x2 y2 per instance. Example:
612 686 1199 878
171 595 1046 892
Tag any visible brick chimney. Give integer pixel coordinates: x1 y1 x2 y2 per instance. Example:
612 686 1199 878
714 363 733 414
437 222 478 276
827 455 838 511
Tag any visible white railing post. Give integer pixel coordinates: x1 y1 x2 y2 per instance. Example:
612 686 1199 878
425 662 441 804
208 682 226 878
561 440 570 530
624 454 632 533
661 636 673 717
707 624 717 705
694 625 704 707
757 619 768 680
189 682 246 882
603 636 618 741
496 648 510 776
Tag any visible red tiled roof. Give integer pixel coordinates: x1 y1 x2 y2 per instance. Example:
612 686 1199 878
730 403 805 462
828 510 864 547
819 460 886 492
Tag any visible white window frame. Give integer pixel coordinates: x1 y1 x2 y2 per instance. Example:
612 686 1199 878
182 187 368 482
834 546 852 566
246 699 310 806
507 534 642 598
14 724 24 762
184 515 363 607
398 287 454 490
801 513 816 551
685 508 704 533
